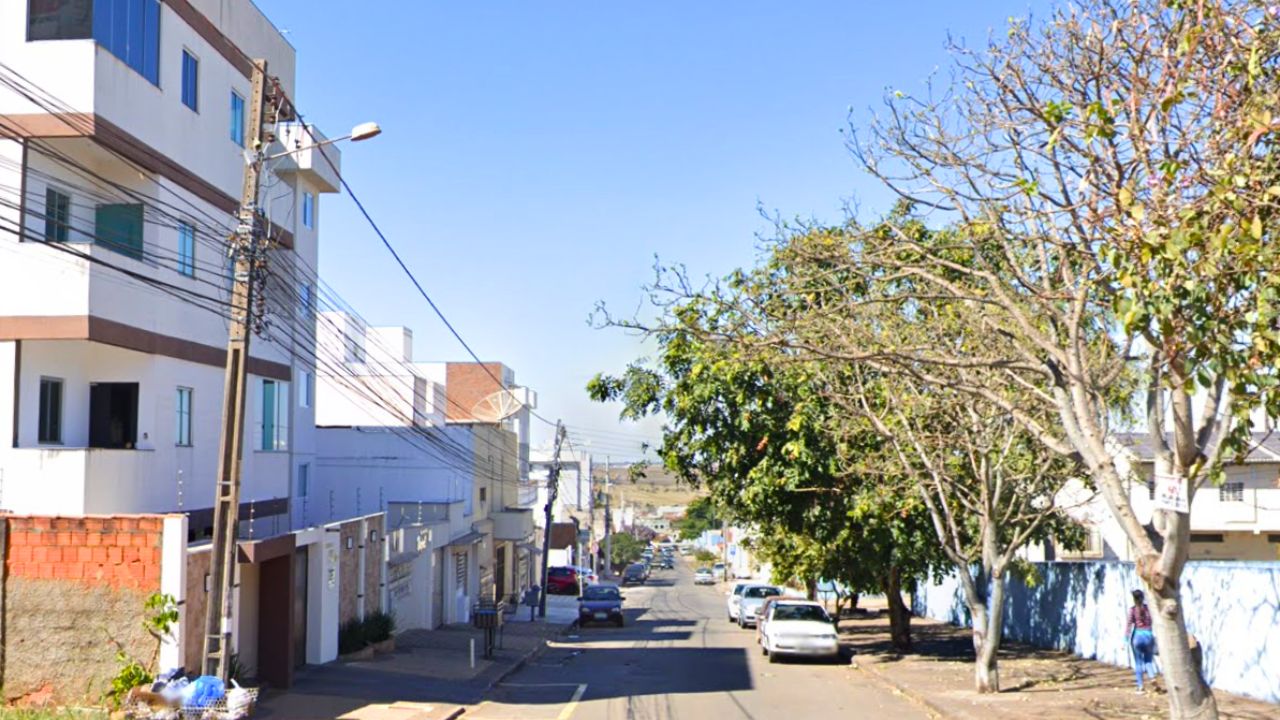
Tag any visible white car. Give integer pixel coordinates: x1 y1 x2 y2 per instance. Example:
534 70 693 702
712 562 727 580
760 600 840 663
726 582 750 622
694 568 715 585
736 584 783 628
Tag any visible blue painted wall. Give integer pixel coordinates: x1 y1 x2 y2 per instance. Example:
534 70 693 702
912 561 1280 704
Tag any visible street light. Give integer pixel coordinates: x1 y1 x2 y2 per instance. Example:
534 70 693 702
262 120 382 161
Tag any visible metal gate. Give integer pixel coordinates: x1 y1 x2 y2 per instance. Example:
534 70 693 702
292 547 308 668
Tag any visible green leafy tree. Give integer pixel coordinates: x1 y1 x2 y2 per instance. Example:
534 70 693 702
609 533 646 569
673 496 721 541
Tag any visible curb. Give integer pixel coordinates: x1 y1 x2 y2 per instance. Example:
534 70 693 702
853 657 954 720
470 620 574 700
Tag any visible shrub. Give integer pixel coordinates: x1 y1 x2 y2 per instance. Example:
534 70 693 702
363 611 395 644
338 618 367 655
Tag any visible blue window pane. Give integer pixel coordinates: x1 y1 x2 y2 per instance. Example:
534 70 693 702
181 51 198 110
125 0 143 71
93 0 112 46
110 0 127 60
230 92 245 146
142 0 160 85
177 221 195 276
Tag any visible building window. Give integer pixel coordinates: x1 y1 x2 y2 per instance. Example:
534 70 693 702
43 187 71 243
177 221 195 277
260 379 289 451
297 463 310 498
89 382 139 449
302 192 314 229
479 487 487 503
175 387 192 446
27 0 93 41
93 0 161 85
1190 533 1225 543
95 203 144 260
181 49 199 111
38 377 63 444
1268 534 1280 544
1218 481 1244 503
298 370 312 408
298 282 314 317
230 91 246 147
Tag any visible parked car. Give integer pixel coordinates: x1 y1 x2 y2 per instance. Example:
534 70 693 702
759 600 840 663
726 582 750 622
737 584 783 628
694 567 715 585
756 596 784 644
574 566 599 585
712 562 727 581
546 566 579 594
577 584 625 627
661 556 675 569
621 563 648 585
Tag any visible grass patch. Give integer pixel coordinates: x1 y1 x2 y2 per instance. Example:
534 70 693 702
0 709 108 720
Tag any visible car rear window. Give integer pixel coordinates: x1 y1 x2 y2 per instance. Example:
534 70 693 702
744 586 781 598
549 568 573 577
772 604 830 622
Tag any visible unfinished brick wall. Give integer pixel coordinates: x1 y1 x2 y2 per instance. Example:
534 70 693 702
445 362 506 421
3 515 165 704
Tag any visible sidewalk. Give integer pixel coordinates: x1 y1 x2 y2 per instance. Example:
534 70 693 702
254 596 578 720
839 608 1277 720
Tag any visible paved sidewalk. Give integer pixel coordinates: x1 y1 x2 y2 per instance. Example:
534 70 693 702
840 608 1278 720
255 596 578 720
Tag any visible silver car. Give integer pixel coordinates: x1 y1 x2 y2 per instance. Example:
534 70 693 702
737 584 782 628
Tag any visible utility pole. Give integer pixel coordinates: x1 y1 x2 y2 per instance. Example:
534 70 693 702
603 456 612 580
203 59 287 680
537 422 566 618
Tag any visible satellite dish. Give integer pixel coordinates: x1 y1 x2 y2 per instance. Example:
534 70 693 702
471 388 524 422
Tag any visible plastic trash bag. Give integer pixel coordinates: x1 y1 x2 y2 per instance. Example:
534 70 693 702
158 676 189 704
180 675 225 709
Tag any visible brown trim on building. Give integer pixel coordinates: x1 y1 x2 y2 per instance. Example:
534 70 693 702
162 0 255 79
0 316 291 381
2 114 295 249
237 532 297 564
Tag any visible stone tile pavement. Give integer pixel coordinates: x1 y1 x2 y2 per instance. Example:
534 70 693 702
254 596 579 720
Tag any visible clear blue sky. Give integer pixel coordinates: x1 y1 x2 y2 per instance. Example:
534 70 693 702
256 1 1042 454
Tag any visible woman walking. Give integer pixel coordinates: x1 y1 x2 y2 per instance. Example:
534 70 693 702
1126 589 1159 693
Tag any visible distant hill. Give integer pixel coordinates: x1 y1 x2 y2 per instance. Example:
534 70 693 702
597 463 703 510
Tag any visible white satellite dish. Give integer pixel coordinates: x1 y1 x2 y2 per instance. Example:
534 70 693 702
471 388 524 422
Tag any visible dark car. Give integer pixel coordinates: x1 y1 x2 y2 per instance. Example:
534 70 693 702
660 556 675 569
578 584 625 627
547 566 579 594
621 563 648 585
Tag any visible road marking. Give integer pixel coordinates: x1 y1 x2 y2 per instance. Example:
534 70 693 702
497 682 583 687
556 683 588 720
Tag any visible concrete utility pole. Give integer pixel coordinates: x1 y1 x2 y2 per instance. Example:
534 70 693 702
603 456 612 579
203 59 288 680
537 422 566 618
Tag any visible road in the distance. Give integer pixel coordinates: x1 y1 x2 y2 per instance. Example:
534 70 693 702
466 560 934 720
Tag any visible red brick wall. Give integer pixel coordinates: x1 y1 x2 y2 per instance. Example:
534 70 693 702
3 515 169 704
6 515 163 588
445 363 506 422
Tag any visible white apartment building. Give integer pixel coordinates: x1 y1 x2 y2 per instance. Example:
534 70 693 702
1045 433 1280 562
0 0 335 541
313 316 539 616
531 445 593 527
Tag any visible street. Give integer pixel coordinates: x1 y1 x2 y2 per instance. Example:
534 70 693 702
466 562 933 720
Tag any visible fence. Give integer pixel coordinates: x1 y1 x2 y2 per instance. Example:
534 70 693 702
912 561 1280 703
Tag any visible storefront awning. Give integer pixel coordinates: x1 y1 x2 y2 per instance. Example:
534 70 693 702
446 530 485 547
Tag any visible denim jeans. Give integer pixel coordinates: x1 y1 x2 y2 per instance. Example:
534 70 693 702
1131 629 1158 688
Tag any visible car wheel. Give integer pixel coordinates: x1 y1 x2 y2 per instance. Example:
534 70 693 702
768 648 779 664
615 617 625 628
738 615 745 629
761 644 768 656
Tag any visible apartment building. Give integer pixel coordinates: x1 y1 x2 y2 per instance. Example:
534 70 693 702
314 316 539 617
0 0 338 540
1043 433 1280 562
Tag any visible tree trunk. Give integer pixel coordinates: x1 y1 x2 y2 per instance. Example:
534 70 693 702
850 592 860 614
1138 508 1219 720
883 567 912 651
805 576 818 601
973 575 1006 693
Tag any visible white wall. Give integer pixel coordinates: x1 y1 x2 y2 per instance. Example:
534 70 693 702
1 339 289 517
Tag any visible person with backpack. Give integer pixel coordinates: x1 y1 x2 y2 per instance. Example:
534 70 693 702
1126 589 1159 693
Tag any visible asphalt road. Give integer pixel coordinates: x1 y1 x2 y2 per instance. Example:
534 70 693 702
466 560 934 720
